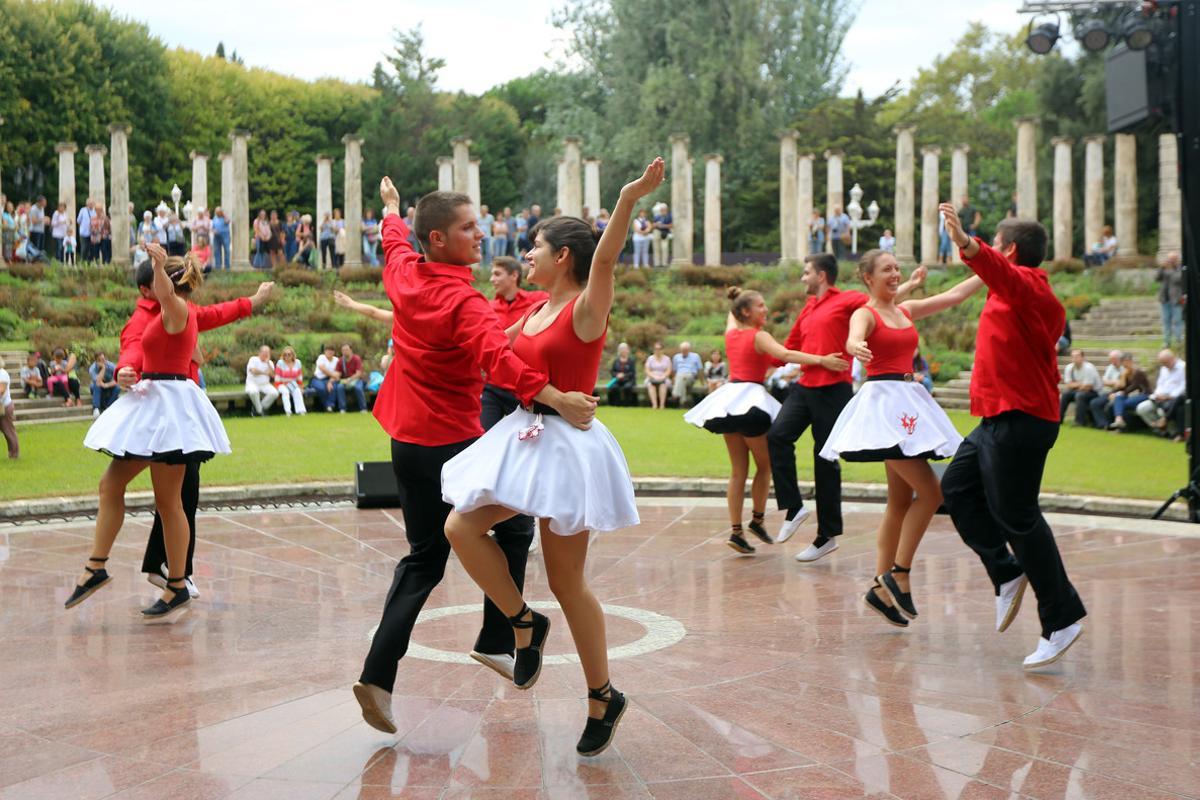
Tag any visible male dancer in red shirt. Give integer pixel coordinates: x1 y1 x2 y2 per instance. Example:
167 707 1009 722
939 203 1086 669
116 262 273 597
354 178 597 734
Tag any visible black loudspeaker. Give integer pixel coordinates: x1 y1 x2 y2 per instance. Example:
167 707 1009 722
355 462 403 509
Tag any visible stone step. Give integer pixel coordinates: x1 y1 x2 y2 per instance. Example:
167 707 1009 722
945 380 972 390
1071 329 1164 339
935 398 971 410
933 387 970 399
13 395 93 410
14 414 93 427
14 405 93 424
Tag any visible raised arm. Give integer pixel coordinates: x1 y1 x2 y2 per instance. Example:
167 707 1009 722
576 157 666 341
901 273 985 321
754 329 850 370
940 201 1045 302
379 176 417 272
334 290 393 323
845 306 876 364
725 312 739 334
895 265 926 302
147 243 189 334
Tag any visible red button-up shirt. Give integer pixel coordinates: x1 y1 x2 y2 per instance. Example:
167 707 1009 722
117 296 253 382
374 214 548 447
491 288 550 329
962 238 1064 422
784 286 868 388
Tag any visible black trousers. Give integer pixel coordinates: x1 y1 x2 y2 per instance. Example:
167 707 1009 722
1059 389 1097 425
141 461 200 577
941 411 1087 638
767 382 852 537
476 385 536 656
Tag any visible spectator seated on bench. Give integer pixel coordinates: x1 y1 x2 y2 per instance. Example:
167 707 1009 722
671 341 703 407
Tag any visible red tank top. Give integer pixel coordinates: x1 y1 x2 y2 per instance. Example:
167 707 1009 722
864 306 918 377
141 305 198 377
513 296 606 395
725 327 776 382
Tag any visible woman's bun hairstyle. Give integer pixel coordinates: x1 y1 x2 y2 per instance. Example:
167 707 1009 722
726 286 742 300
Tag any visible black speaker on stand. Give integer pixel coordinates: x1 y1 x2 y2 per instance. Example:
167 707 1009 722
355 462 403 509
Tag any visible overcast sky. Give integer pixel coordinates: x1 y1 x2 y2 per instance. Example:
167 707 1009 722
104 0 1030 98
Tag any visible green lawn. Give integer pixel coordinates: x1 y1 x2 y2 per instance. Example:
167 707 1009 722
0 407 1185 502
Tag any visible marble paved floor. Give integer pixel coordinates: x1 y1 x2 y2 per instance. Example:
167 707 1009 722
1 499 1198 800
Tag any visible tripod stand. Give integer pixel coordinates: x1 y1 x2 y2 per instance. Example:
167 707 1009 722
1153 464 1200 521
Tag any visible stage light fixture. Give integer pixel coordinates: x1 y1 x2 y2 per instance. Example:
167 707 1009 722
1122 13 1155 50
1076 18 1113 52
1026 19 1060 54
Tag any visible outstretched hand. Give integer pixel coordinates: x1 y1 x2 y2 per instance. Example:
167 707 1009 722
621 157 666 201
380 176 400 209
145 242 167 270
333 290 354 309
939 203 969 248
908 265 927 289
848 342 872 364
821 352 851 371
250 281 274 309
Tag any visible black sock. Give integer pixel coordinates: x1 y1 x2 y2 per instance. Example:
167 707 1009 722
785 507 802 521
812 535 830 548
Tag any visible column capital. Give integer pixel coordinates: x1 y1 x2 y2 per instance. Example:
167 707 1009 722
669 133 690 146
450 135 472 147
189 150 208 160
823 148 844 159
230 128 252 141
85 144 108 156
920 145 941 157
1050 136 1074 148
218 151 232 161
341 133 363 146
315 154 333 165
436 156 453 166
562 135 583 145
1082 133 1106 146
798 152 815 161
583 157 602 165
892 124 916 136
55 142 78 154
779 129 800 141
106 123 132 136
1014 115 1040 127
952 143 970 154
469 157 481 166
703 153 723 164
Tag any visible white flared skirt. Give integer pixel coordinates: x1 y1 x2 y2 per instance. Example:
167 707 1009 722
819 380 961 462
84 379 231 462
441 409 640 536
684 381 781 436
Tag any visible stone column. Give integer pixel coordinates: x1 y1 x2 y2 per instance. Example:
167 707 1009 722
451 136 471 195
230 130 251 270
686 156 695 260
1051 137 1073 262
555 159 566 212
467 158 481 210
1114 133 1137 257
950 144 969 262
342 134 363 268
824 149 844 255
437 156 453 192
797 152 814 257
108 124 131 266
219 152 233 222
584 158 601 217
1084 135 1105 253
779 131 799 261
703 154 722 266
56 142 78 221
561 137 583 218
1015 116 1038 220
189 151 207 214
315 155 333 232
1158 133 1183 262
86 144 107 210
920 146 940 266
670 133 693 265
893 125 916 266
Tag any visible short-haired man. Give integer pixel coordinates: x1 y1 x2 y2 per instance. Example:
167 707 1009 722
29 196 47 252
940 203 1087 669
313 344 344 412
652 202 672 267
353 179 597 733
670 342 702 406
1059 349 1101 426
245 345 279 416
1137 349 1187 441
339 343 368 412
89 352 120 418
1086 349 1124 428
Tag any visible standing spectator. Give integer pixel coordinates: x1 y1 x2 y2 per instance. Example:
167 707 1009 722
1083 225 1118 267
937 211 952 264
645 341 671 409
90 205 112 264
62 223 78 267
1059 349 1101 426
211 207 231 269
339 343 368 412
165 214 187 256
958 195 981 239
477 204 494 265
491 211 509 259
268 210 285 268
244 345 279 416
1137 349 1187 440
1105 352 1153 431
284 210 299 263
191 234 212 271
827 205 851 261
20 353 46 398
313 343 345 412
504 206 518 257
1157 252 1185 348
363 208 381 266
1057 319 1072 356
631 208 652 267
274 346 306 416
878 229 896 253
609 342 637 406
319 212 336 269
333 208 347 266
253 210 271 268
153 203 170 244
671 341 703 406
0 357 16 459
47 348 81 406
191 209 213 263
51 201 69 261
29 196 47 252
88 352 120 417
1 201 14 262
516 207 533 255
652 202 672 267
809 209 826 255
912 348 934 393
704 350 728 393
76 198 95 262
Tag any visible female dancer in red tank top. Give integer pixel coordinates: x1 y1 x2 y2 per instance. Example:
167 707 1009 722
443 158 665 756
685 287 848 554
820 249 983 627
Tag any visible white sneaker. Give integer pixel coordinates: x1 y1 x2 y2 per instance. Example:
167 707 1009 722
352 681 398 734
92 408 100 419
528 533 540 554
470 650 516 681
159 563 200 599
995 575 1027 632
794 538 838 563
1023 623 1083 669
776 506 812 543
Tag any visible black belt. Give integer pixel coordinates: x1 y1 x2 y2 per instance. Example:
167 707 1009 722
866 372 915 382
730 378 761 384
529 401 560 416
142 372 188 381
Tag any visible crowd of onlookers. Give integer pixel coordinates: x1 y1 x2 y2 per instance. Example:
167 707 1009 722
1 195 114 264
242 342 384 416
1059 347 1187 441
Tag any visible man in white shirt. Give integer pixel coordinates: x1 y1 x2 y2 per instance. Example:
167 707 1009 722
313 344 345 412
1137 349 1187 439
1059 349 1102 426
0 358 17 458
1086 350 1125 428
244 345 279 416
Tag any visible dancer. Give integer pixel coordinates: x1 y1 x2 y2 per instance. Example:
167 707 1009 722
685 287 848 555
442 158 665 757
938 203 1087 668
68 246 230 623
353 178 598 736
769 254 924 559
819 250 983 626
117 264 272 597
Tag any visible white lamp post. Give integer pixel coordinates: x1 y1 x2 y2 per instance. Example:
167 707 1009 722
170 183 182 218
182 200 194 247
846 183 880 256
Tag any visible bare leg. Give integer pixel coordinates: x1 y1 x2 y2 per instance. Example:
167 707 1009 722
883 459 943 594
77 458 150 585
871 463 912 606
744 435 772 515
150 462 187 602
722 434 749 527
540 521 609 719
445 505 528 643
